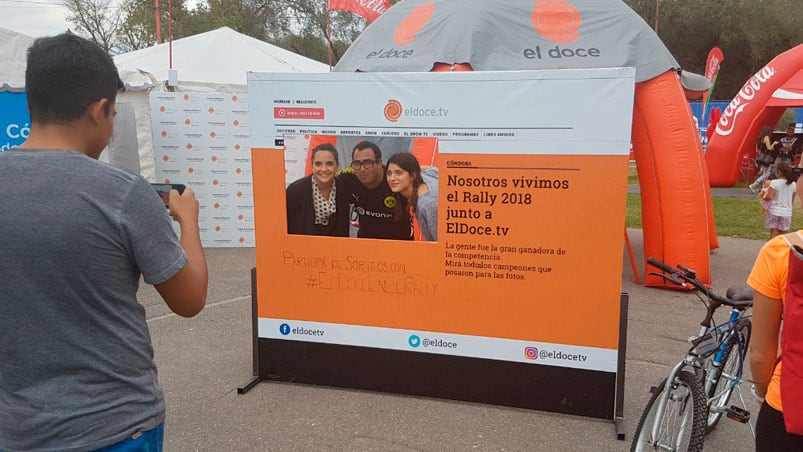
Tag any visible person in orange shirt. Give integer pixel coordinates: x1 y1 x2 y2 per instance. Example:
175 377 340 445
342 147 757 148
748 174 803 450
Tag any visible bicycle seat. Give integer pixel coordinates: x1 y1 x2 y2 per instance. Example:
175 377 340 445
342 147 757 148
726 286 754 307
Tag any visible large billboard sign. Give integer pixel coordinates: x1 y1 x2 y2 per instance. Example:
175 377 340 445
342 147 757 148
246 69 634 421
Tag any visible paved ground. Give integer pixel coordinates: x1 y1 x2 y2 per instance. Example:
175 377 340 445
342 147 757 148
136 228 766 452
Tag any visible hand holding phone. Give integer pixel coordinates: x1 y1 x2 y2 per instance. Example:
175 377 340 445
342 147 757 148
151 183 186 208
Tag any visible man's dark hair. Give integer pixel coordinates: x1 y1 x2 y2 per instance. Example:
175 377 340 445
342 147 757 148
352 141 382 161
25 33 124 124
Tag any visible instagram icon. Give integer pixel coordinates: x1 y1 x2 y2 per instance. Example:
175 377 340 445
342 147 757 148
524 346 539 360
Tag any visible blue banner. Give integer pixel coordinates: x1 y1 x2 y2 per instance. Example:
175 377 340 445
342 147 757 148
689 101 803 149
0 92 30 152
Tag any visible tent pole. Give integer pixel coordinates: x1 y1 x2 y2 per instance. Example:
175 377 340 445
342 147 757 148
654 0 660 33
167 0 174 92
168 0 173 69
327 8 333 70
154 0 162 44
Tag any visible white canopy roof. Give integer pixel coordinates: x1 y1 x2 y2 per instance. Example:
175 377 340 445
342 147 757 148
114 27 330 87
0 27 35 91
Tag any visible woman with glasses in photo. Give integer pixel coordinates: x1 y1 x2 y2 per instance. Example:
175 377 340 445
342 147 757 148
286 143 350 236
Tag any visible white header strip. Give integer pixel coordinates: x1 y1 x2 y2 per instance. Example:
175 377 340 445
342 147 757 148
248 68 635 157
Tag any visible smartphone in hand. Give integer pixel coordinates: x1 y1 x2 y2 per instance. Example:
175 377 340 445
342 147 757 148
150 183 186 208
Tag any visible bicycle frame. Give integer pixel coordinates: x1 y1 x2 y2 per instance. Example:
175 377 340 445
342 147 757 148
703 309 746 407
647 308 747 446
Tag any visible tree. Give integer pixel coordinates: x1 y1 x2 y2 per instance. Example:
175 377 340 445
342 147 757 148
116 0 291 52
117 0 195 52
624 0 803 100
189 0 273 42
269 0 403 65
62 0 121 52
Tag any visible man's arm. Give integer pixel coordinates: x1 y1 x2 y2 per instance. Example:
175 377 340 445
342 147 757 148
154 187 208 317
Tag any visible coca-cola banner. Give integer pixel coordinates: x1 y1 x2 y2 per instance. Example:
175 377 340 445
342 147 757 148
701 47 724 119
329 0 391 21
704 47 724 84
714 66 777 138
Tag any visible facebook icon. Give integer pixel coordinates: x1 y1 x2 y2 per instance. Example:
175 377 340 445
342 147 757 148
279 323 291 336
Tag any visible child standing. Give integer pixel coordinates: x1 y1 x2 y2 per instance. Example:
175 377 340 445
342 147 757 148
765 162 797 239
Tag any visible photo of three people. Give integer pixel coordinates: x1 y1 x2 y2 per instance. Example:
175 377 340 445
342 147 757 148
285 135 440 242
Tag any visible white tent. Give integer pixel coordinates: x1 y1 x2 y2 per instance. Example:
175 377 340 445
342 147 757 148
1 27 330 181
114 26 329 87
112 27 330 180
0 27 34 91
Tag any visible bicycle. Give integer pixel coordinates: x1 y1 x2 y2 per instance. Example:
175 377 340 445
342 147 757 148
631 258 754 452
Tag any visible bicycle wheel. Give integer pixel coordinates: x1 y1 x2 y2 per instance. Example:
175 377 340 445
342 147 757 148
631 371 706 452
705 319 751 433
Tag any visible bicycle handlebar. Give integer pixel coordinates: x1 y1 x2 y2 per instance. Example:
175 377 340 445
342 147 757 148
646 257 732 306
646 257 677 275
647 257 708 292
648 271 684 287
676 263 696 279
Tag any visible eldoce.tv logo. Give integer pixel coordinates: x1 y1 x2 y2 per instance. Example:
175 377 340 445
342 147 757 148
384 100 402 122
383 99 449 123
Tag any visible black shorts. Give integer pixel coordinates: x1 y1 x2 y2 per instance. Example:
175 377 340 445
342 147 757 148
756 402 803 452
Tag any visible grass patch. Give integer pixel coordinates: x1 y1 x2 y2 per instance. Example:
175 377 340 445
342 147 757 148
625 193 803 240
628 162 639 185
625 194 643 227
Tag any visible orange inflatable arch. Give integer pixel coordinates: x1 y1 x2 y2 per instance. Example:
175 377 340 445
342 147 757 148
707 44 803 187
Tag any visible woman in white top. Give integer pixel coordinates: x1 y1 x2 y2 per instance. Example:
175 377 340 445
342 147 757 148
765 161 797 239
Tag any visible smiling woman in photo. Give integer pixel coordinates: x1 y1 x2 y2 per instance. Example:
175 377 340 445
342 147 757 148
286 143 350 236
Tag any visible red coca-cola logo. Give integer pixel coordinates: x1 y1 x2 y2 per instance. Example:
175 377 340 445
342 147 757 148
716 66 775 137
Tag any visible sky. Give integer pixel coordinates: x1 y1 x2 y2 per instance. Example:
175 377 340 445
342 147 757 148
0 0 73 37
0 0 202 39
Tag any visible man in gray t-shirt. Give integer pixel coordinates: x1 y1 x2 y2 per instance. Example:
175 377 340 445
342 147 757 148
0 33 208 451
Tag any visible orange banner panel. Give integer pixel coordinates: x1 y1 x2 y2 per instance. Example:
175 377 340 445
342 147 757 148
254 149 627 350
